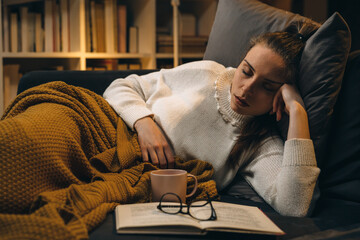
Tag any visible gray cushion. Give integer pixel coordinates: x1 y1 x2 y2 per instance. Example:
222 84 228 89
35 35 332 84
204 0 351 165
204 0 306 67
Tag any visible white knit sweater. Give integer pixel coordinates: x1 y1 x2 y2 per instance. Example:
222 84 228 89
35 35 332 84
103 60 320 217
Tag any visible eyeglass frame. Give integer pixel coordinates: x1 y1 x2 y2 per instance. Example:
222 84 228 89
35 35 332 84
157 192 217 221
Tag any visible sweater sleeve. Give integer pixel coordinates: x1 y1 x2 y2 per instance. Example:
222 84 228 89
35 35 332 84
242 137 320 217
103 60 226 130
103 71 160 130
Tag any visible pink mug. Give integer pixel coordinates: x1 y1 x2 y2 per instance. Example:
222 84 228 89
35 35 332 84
150 169 198 203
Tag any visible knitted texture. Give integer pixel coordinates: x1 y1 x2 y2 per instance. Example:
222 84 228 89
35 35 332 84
0 81 217 240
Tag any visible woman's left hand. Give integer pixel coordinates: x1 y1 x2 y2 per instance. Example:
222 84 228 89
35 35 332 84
271 84 305 122
272 84 311 139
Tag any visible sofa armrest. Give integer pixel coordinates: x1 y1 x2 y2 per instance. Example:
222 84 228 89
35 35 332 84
18 70 157 96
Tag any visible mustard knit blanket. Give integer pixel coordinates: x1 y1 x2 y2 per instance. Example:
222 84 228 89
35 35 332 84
0 81 218 240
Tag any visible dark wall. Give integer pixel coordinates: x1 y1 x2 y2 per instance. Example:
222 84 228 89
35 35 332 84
328 0 360 51
291 0 359 51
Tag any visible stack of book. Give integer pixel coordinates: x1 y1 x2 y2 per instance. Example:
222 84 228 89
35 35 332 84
86 0 130 53
2 0 137 53
3 0 71 52
157 35 208 54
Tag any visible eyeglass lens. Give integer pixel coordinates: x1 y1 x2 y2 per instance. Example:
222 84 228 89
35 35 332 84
158 193 182 214
159 193 215 221
189 201 213 220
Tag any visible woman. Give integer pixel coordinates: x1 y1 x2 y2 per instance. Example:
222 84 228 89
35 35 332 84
103 21 321 217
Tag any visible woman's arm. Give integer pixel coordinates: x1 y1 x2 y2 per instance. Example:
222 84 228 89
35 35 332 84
103 71 174 168
243 84 320 217
243 137 320 217
272 84 310 139
103 73 157 130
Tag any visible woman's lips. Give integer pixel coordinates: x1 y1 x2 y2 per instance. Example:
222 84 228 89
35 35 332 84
235 96 250 107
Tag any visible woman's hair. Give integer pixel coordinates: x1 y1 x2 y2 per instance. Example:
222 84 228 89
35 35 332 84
249 20 320 83
228 20 320 168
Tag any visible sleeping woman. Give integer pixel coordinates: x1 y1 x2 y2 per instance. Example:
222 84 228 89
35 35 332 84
103 20 321 217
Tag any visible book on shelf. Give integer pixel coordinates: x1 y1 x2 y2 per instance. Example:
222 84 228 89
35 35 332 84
89 0 97 52
85 0 91 52
60 0 69 52
104 0 117 53
35 13 43 52
3 5 10 52
157 35 208 53
20 6 28 52
44 0 53 52
95 2 106 52
53 0 60 51
44 0 69 52
117 4 127 53
27 12 36 52
115 201 285 237
129 26 138 53
10 12 18 52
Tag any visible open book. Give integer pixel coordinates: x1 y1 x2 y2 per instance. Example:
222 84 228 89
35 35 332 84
115 201 285 236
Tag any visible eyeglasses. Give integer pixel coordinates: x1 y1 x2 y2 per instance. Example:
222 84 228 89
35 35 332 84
157 192 217 221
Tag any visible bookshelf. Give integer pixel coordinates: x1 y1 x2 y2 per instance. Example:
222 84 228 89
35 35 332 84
0 0 218 114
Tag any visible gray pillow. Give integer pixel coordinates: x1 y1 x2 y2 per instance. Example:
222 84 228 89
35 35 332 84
205 0 306 67
204 0 351 165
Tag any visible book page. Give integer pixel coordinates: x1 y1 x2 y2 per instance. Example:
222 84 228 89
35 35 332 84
199 202 284 235
115 202 202 230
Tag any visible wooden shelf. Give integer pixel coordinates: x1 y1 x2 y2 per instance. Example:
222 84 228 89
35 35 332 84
2 52 83 58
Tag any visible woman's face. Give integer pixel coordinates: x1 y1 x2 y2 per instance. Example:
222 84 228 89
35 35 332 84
230 44 287 116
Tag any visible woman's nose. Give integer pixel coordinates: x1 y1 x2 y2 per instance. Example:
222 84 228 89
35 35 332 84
242 78 256 95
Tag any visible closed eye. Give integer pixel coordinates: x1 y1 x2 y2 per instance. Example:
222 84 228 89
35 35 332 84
242 69 252 77
263 82 280 92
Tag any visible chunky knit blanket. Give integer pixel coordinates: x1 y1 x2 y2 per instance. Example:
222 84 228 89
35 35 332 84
0 81 218 240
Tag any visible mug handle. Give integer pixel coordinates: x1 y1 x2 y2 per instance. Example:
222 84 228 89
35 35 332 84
186 174 198 198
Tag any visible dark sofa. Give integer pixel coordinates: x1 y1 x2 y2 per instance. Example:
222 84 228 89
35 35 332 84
16 1 360 239
17 50 360 240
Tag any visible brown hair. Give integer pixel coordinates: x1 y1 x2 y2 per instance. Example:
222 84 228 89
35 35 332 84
250 20 320 83
228 20 320 168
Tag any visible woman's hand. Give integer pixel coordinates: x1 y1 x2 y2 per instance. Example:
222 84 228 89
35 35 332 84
272 84 310 139
134 117 175 169
272 84 305 121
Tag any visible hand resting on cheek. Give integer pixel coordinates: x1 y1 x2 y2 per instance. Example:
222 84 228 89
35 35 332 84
272 84 310 139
